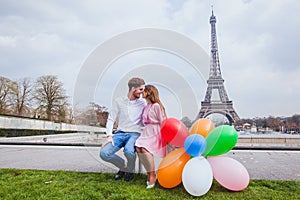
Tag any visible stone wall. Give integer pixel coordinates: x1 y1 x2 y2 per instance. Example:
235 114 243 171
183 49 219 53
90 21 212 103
237 135 300 147
0 115 105 133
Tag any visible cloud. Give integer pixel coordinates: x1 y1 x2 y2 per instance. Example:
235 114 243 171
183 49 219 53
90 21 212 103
0 0 299 119
0 35 16 47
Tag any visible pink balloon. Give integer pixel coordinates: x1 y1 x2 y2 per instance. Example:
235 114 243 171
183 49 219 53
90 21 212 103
207 156 249 191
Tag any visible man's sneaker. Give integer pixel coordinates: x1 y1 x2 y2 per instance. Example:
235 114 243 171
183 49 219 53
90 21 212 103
114 170 125 180
124 172 134 182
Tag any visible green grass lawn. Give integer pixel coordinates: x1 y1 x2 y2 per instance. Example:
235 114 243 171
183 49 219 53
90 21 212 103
0 169 299 200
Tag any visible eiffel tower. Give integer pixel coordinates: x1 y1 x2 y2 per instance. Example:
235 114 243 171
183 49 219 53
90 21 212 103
198 9 239 124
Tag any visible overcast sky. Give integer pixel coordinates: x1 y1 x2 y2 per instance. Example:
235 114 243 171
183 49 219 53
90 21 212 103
1 0 299 120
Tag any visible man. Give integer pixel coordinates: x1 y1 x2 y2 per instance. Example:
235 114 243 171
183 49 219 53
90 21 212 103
100 77 146 181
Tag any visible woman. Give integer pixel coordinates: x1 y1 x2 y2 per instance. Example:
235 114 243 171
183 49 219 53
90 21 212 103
135 85 167 189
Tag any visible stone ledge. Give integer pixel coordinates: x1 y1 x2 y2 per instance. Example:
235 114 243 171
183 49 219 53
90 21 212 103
238 135 300 146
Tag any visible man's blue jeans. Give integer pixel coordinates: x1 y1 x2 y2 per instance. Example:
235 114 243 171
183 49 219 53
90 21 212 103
99 131 140 173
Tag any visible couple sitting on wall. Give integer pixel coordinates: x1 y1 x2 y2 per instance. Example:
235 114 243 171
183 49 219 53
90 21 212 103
100 77 168 189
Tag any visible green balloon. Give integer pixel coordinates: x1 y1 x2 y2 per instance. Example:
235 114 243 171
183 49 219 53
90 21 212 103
203 125 238 157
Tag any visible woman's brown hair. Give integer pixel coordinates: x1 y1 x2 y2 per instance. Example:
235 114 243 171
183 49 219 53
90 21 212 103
144 85 167 117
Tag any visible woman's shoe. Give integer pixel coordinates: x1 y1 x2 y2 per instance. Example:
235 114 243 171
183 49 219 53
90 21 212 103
146 183 155 189
146 173 156 189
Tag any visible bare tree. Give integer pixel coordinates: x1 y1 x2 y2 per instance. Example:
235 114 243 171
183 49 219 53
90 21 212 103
93 102 109 127
0 76 17 114
74 102 108 126
266 116 282 132
33 75 68 121
13 78 32 116
285 114 300 133
67 105 74 123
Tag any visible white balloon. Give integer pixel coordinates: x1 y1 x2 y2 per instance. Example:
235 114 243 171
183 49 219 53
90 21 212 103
182 156 213 196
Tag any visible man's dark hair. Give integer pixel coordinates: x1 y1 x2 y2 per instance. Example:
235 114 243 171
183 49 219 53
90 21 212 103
128 77 145 91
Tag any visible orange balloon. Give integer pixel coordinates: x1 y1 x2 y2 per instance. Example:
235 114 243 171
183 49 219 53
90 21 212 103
189 118 215 138
157 148 190 188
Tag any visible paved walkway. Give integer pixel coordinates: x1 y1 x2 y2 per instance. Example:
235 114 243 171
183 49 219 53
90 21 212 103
0 133 300 181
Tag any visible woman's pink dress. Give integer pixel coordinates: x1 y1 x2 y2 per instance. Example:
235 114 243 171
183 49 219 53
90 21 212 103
135 103 167 158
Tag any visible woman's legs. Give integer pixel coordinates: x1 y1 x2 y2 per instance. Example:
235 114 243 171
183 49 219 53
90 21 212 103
136 147 150 181
136 147 156 185
142 148 156 185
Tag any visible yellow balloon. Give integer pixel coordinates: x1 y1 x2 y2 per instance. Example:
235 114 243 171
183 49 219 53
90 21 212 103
157 148 190 188
189 118 215 138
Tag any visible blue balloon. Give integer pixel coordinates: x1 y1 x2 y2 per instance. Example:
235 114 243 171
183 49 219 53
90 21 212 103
184 134 207 157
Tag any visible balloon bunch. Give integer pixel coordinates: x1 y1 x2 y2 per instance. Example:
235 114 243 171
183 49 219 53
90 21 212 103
157 118 249 197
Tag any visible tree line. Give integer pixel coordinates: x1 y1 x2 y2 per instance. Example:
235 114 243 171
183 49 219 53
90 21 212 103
181 115 300 134
1 75 299 132
0 75 109 126
0 75 69 121
234 115 300 133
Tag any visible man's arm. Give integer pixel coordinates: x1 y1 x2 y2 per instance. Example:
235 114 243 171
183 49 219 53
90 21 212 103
106 113 115 136
105 98 119 136
104 99 119 146
103 115 113 145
